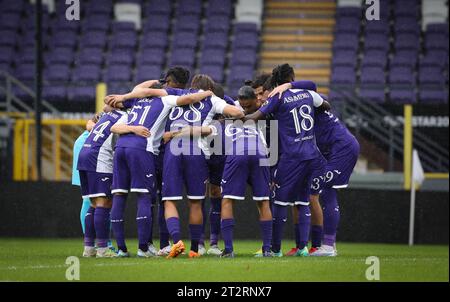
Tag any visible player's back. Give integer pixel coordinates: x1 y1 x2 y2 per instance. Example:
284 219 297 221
78 110 125 173
261 89 323 161
223 121 268 157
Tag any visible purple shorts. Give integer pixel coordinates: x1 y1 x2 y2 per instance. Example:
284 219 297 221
273 155 326 206
221 154 270 201
207 155 225 186
111 147 156 194
161 147 209 201
323 140 360 189
79 170 113 199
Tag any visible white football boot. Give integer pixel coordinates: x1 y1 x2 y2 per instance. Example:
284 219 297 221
96 247 118 258
198 244 207 256
157 245 172 256
207 245 223 256
309 245 337 257
137 249 158 258
83 246 97 257
147 243 158 256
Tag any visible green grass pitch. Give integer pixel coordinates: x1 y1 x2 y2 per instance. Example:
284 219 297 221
0 239 448 282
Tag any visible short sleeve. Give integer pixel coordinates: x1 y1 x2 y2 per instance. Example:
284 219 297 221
211 96 228 114
291 80 317 92
115 113 128 125
161 95 179 107
259 96 280 116
309 91 324 108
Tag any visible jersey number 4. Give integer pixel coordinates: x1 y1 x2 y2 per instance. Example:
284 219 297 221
92 121 111 142
290 105 314 134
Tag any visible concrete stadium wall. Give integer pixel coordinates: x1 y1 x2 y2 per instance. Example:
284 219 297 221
0 182 448 244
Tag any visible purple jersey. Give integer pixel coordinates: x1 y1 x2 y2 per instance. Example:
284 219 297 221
77 110 126 173
259 89 324 160
115 96 179 154
221 121 268 157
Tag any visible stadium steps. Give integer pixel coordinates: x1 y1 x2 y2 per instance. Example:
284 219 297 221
259 0 336 91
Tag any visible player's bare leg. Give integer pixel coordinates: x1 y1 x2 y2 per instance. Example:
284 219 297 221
164 200 185 258
220 198 235 258
92 197 116 258
255 200 273 257
207 184 223 255
309 194 323 253
187 199 204 258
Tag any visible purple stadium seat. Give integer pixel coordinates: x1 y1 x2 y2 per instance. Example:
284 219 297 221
174 15 201 33
45 65 71 82
389 66 415 85
0 46 14 64
365 20 390 35
230 49 257 66
394 33 419 51
227 66 254 86
82 15 111 32
331 67 356 85
71 65 102 82
394 17 420 35
0 30 17 48
134 65 163 83
18 30 50 50
390 50 418 68
361 50 387 68
47 47 75 65
21 12 51 32
334 17 361 34
389 89 416 103
176 0 202 16
332 50 358 68
79 31 107 49
109 32 138 49
144 0 172 15
206 0 232 16
106 82 132 95
103 65 132 83
393 0 419 18
359 87 386 103
144 15 171 32
328 89 354 103
203 32 229 49
333 34 359 51
425 33 449 51
364 33 390 52
0 13 21 30
419 67 445 86
419 90 448 104
106 50 134 65
232 33 258 50
85 0 113 16
141 32 169 49
2 0 25 13
336 7 362 18
234 23 259 34
136 48 166 66
0 62 12 73
14 63 35 82
426 23 449 36
51 31 78 49
169 48 196 68
68 85 96 102
361 66 385 84
173 32 198 49
112 22 136 34
200 49 226 65
200 65 224 83
14 48 36 65
51 17 81 33
43 85 67 102
75 48 104 65
420 50 449 69
205 16 231 33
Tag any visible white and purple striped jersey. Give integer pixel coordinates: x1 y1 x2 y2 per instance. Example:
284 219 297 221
259 89 324 160
77 110 127 173
115 96 179 154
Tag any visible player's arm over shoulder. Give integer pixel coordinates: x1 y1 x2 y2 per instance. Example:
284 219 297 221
309 90 330 111
212 96 244 119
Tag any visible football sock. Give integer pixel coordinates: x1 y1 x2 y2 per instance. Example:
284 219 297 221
189 224 203 252
311 225 323 248
84 206 95 247
322 188 340 246
298 205 311 250
221 218 235 253
94 206 110 248
136 193 152 252
111 194 128 252
199 200 207 246
158 203 170 248
294 223 300 248
148 202 155 245
272 204 287 253
209 197 221 246
166 217 181 244
259 220 272 253
80 198 91 234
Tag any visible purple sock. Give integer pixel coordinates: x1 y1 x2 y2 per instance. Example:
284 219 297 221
199 200 207 246
189 224 203 252
294 223 300 248
221 218 235 253
111 194 127 252
271 204 287 253
158 203 170 248
94 207 110 248
209 197 221 246
311 225 323 248
166 217 181 243
297 205 311 250
322 188 340 246
148 202 156 245
136 194 152 252
259 220 272 253
84 207 95 247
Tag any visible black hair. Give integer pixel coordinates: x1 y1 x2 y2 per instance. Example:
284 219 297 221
262 76 273 91
244 79 253 86
165 66 190 87
270 64 294 87
251 73 271 89
238 85 256 100
150 82 163 89
212 83 225 99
